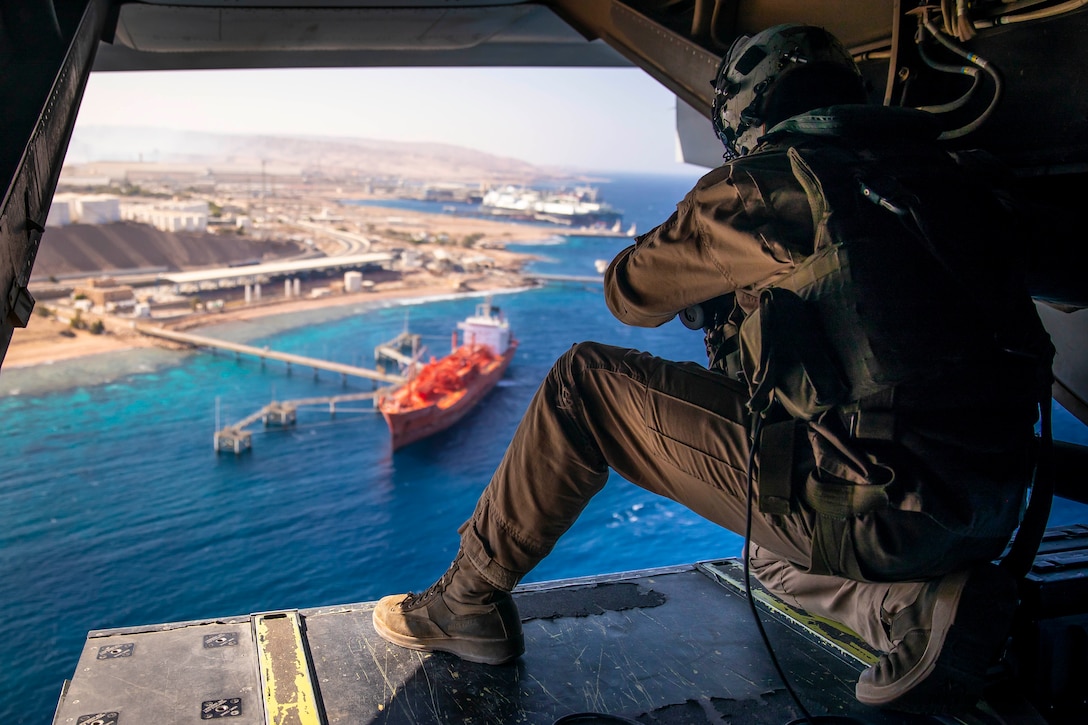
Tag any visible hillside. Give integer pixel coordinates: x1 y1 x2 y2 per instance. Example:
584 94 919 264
64 126 553 184
33 222 304 278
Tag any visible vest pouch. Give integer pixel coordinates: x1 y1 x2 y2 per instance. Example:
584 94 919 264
741 141 1048 423
784 144 1017 396
740 286 849 420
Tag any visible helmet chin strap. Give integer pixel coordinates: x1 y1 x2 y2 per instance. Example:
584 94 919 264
720 128 741 161
720 118 763 160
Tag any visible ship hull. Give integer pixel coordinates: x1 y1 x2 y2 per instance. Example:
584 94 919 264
380 342 517 450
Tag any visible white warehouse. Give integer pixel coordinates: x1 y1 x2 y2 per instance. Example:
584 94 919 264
46 193 123 226
46 193 74 227
120 200 209 233
74 195 121 224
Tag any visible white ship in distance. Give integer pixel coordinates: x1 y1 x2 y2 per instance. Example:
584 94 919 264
482 184 623 226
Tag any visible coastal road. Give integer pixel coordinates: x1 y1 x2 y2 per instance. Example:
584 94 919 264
134 324 405 385
290 220 371 255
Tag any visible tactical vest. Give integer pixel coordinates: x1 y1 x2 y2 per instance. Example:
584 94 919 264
737 139 1049 434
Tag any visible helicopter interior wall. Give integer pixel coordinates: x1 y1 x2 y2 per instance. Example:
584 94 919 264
93 3 632 71
728 0 896 49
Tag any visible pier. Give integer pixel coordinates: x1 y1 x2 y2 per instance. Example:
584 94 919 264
205 327 421 453
214 390 385 453
134 324 406 385
529 273 604 284
554 225 636 238
373 329 423 370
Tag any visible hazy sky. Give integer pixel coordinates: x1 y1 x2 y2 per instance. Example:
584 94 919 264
75 66 710 174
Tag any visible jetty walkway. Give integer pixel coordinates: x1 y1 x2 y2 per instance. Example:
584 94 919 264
530 273 604 284
214 391 384 453
134 324 406 385
132 325 421 453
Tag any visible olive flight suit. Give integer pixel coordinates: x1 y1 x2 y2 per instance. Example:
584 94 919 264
457 114 1042 656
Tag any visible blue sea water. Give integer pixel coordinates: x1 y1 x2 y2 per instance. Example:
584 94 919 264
3 171 1087 724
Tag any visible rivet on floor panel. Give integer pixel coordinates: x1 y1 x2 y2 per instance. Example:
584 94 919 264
77 713 119 725
95 644 134 660
201 698 243 719
203 632 240 648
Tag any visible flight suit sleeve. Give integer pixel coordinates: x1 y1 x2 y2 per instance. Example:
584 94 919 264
604 161 803 328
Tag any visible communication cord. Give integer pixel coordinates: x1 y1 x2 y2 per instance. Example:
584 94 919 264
745 414 869 725
744 414 816 724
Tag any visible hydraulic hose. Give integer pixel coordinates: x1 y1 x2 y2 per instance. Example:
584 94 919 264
915 41 982 114
940 0 980 40
975 0 1088 27
921 18 1003 139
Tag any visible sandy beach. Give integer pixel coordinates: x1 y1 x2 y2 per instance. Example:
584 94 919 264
3 268 536 372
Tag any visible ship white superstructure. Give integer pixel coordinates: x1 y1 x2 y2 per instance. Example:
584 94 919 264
481 185 621 226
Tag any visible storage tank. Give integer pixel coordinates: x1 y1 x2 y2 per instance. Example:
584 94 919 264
46 196 73 227
74 195 121 224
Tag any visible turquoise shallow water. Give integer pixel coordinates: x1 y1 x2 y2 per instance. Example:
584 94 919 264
4 172 1087 724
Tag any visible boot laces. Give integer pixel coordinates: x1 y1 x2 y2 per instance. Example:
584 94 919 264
402 560 459 608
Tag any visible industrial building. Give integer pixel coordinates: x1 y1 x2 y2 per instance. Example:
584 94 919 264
120 200 209 232
46 193 122 226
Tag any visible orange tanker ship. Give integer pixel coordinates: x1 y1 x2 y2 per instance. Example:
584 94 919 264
379 299 517 450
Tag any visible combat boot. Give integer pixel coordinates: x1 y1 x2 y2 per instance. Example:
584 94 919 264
372 552 525 665
855 563 1017 713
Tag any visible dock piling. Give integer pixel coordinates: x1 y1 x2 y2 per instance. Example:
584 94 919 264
213 390 387 451
214 427 252 455
166 325 414 452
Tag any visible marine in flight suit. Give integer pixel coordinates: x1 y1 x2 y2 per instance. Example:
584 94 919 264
372 24 1050 713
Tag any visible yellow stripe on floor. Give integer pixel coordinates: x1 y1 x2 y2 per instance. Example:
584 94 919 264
254 611 323 725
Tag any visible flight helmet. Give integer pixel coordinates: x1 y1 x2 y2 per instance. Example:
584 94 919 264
712 24 864 159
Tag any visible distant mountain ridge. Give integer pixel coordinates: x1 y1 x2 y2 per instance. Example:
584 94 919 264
65 125 554 184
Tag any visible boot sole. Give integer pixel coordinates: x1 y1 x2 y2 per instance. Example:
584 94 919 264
855 564 1016 713
372 604 524 665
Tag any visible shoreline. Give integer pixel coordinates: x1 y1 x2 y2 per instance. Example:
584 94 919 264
2 190 628 393
3 271 535 375
9 182 573 375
